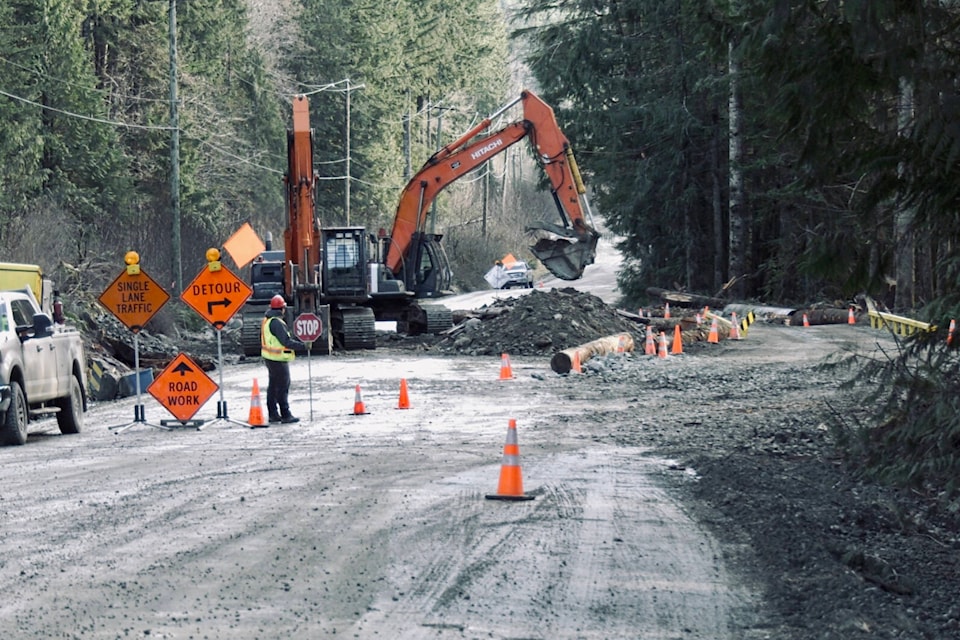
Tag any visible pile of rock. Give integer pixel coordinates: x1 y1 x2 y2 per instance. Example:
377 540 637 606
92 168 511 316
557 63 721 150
432 287 643 357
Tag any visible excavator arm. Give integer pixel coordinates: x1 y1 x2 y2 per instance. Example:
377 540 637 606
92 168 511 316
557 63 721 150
385 90 600 281
283 95 322 312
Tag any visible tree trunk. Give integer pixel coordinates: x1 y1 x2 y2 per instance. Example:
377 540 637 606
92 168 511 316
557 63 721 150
551 333 635 374
728 40 750 299
711 107 725 291
894 76 915 311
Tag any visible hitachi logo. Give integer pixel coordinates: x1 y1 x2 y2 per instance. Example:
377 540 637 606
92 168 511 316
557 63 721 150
470 138 503 161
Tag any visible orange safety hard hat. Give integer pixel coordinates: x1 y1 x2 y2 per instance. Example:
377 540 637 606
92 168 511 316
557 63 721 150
270 295 286 309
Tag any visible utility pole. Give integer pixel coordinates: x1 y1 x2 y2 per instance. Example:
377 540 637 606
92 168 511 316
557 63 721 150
402 111 411 181
343 79 364 225
168 0 182 292
429 103 443 234
482 164 489 237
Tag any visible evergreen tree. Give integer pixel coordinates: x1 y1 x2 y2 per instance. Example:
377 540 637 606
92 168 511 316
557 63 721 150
285 0 508 234
517 0 725 300
0 0 131 277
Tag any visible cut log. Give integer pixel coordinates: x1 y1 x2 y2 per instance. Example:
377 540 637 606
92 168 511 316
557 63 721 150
790 307 858 326
551 332 635 374
722 303 797 324
646 287 727 310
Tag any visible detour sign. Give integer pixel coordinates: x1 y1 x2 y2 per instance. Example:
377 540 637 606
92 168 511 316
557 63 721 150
148 352 218 422
180 265 252 329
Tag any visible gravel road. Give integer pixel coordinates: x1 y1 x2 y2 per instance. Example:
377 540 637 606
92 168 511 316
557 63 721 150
3 343 771 639
5 235 958 639
6 317 940 639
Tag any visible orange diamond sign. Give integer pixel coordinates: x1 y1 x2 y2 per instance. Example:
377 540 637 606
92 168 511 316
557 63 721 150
98 268 170 332
181 264 252 329
148 352 218 422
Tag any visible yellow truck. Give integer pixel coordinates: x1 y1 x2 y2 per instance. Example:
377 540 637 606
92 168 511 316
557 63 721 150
0 262 54 316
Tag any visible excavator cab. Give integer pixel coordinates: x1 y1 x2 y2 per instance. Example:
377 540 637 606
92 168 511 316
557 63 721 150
321 227 369 301
408 233 452 298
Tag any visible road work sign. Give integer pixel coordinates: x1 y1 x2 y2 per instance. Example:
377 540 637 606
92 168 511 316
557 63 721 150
148 352 218 422
98 268 170 332
180 265 252 329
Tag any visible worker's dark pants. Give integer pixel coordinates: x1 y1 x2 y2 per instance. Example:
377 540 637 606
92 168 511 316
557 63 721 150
264 359 291 418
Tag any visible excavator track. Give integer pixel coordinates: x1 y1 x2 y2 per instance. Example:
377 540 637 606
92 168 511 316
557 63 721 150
338 307 376 350
422 304 453 334
240 307 267 357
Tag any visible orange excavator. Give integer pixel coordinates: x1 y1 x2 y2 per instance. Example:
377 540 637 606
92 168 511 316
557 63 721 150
241 95 452 355
240 90 599 355
383 89 600 292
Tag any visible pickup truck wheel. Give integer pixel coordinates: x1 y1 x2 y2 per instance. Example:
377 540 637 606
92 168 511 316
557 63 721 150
1 381 28 446
56 375 83 435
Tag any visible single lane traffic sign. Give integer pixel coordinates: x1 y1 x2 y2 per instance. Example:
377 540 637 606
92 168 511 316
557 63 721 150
98 268 170 332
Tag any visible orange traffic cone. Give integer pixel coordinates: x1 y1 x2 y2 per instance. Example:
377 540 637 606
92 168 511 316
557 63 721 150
848 307 856 325
644 326 656 355
730 312 742 340
658 331 669 359
397 378 411 409
802 313 810 327
707 317 720 343
948 319 956 346
352 384 368 415
671 324 683 354
485 419 534 501
572 350 582 373
664 302 671 319
499 353 514 380
247 378 267 427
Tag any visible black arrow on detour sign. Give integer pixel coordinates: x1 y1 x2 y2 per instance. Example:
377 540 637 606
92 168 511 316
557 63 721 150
173 361 194 376
207 297 232 315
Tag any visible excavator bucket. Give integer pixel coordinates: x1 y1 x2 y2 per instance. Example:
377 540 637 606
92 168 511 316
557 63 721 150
530 231 600 281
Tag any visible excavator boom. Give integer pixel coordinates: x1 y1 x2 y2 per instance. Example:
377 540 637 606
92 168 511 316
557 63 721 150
385 90 599 282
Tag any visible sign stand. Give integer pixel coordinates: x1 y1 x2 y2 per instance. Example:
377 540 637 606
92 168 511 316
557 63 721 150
108 331 170 433
180 248 254 428
200 328 249 430
149 352 218 429
306 342 314 422
99 251 172 434
293 312 324 423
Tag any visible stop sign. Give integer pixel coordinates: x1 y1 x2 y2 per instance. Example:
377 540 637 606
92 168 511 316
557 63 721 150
293 312 323 342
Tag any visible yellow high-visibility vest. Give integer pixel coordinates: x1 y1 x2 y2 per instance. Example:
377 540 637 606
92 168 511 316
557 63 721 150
261 317 295 362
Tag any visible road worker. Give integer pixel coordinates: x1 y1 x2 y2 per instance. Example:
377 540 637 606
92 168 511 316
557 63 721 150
261 295 303 423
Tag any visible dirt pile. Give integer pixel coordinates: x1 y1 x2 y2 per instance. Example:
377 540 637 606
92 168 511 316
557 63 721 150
416 287 643 356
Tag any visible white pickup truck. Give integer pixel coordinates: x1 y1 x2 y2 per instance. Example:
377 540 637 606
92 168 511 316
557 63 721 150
0 289 87 445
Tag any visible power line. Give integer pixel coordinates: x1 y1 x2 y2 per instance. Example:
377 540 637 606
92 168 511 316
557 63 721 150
189 137 282 175
0 88 175 131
